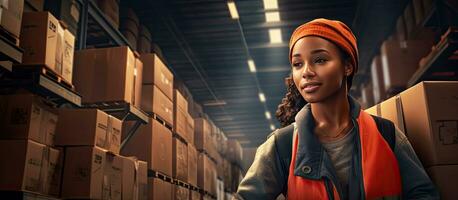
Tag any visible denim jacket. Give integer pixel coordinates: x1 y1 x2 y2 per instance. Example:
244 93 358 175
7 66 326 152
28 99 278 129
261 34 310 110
235 96 439 200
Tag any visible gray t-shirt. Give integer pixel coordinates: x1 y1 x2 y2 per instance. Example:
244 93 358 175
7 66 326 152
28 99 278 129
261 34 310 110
321 126 355 199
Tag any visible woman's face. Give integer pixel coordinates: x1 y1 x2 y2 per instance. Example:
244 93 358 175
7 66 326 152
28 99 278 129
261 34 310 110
291 36 353 103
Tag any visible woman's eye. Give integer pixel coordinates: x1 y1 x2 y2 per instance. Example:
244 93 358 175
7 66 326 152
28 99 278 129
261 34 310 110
314 58 326 64
292 62 303 68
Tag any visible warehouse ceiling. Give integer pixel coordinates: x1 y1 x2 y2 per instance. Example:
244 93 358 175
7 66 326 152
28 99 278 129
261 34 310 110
128 0 408 147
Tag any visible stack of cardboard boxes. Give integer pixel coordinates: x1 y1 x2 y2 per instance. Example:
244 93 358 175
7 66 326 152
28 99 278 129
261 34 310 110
365 81 458 200
0 0 23 43
0 93 62 198
54 108 148 200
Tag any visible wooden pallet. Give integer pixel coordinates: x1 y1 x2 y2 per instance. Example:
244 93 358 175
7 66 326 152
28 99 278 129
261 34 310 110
147 112 173 131
174 179 190 189
14 64 75 91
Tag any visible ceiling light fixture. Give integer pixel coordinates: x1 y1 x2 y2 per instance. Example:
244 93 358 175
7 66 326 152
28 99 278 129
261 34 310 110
265 11 280 22
270 124 275 131
227 1 239 19
265 111 271 119
263 0 278 10
248 59 256 72
259 93 266 102
269 28 282 43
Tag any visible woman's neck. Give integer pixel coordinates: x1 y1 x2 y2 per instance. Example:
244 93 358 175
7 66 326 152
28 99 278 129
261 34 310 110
310 87 352 140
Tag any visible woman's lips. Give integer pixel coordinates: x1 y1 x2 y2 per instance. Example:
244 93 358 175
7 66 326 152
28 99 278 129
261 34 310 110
302 83 321 93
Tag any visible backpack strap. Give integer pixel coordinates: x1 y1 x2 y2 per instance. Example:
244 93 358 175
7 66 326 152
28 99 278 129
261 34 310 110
370 115 396 151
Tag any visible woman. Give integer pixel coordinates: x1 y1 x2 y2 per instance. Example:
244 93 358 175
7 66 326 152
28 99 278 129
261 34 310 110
235 19 438 200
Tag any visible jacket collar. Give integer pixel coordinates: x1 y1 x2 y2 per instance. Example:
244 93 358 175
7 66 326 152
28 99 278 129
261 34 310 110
293 95 361 179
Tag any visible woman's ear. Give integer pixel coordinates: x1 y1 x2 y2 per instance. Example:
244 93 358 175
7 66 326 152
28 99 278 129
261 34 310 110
344 61 354 77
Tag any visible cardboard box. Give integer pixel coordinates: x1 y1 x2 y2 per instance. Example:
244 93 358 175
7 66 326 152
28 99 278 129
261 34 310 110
215 154 224 180
121 118 173 176
400 81 458 167
226 140 243 165
120 8 139 50
103 153 122 200
380 95 406 133
62 29 75 83
173 137 188 181
55 109 109 149
95 0 119 29
44 0 80 35
0 93 57 146
190 190 200 200
122 156 136 200
198 153 217 194
0 140 45 193
0 0 23 38
141 84 174 125
365 104 380 117
187 113 195 146
380 39 435 95
173 185 189 200
108 116 122 154
217 179 224 200
136 160 148 200
137 25 152 54
371 55 386 103
21 11 75 83
61 146 106 199
194 118 212 152
148 177 172 200
174 107 187 141
41 147 63 196
190 101 203 118
134 58 144 110
174 89 188 113
140 53 174 100
187 144 198 186
427 165 458 200
74 46 143 107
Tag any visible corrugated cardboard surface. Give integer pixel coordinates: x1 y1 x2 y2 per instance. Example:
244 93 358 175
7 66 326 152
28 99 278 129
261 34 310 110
400 81 458 167
148 177 172 200
137 161 148 200
191 190 200 200
0 94 57 146
61 146 106 199
187 144 198 186
173 184 189 200
380 38 435 93
380 95 406 133
194 118 211 151
140 53 174 100
55 109 109 148
186 113 195 146
427 165 458 200
103 153 122 200
41 147 63 196
0 0 23 38
174 89 188 113
0 140 45 193
121 118 173 176
141 84 174 125
174 107 187 141
74 46 136 105
172 137 188 181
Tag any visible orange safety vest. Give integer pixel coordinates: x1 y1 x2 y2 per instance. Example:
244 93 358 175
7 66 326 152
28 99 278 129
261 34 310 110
287 110 402 200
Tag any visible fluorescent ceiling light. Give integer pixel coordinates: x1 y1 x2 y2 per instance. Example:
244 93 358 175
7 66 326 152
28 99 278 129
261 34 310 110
269 28 282 43
227 1 239 19
248 59 256 72
270 124 275 131
265 11 280 22
263 0 278 10
203 100 227 106
259 93 266 102
265 111 271 119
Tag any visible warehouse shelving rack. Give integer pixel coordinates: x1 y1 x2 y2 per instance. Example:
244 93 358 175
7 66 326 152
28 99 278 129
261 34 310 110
0 17 83 108
408 27 458 87
75 0 149 150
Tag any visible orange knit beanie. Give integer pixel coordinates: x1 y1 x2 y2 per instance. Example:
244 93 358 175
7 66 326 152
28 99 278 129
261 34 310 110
289 18 359 73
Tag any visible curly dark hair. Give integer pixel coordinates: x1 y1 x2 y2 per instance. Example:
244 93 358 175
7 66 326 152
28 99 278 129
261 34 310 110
275 48 353 127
